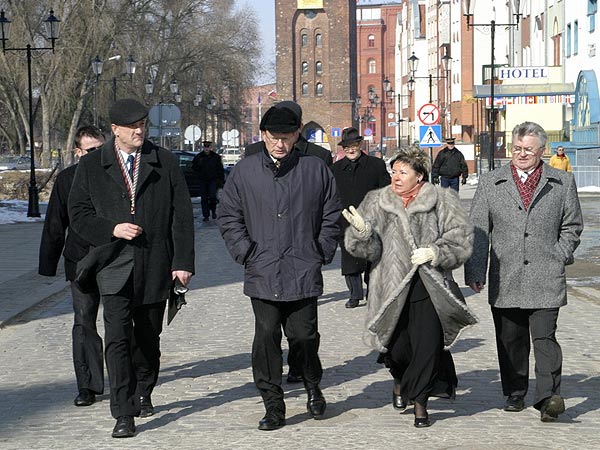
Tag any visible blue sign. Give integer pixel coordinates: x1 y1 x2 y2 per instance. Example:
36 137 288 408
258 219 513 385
331 127 342 137
363 128 373 136
419 125 442 147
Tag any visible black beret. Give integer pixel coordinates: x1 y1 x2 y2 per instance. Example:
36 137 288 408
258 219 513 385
260 106 301 133
202 140 212 146
109 98 148 126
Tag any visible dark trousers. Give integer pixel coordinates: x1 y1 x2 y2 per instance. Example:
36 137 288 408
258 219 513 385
440 176 460 192
491 307 562 408
386 296 456 405
103 279 166 418
199 179 218 218
250 297 322 416
71 282 103 394
345 270 370 301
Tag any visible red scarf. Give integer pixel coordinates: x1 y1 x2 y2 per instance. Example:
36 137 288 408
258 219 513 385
400 181 425 208
510 162 542 210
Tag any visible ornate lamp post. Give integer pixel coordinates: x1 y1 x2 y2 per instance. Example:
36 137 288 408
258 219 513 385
0 9 61 217
92 54 136 126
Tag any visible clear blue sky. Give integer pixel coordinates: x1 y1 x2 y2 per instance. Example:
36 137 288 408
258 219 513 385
234 0 276 84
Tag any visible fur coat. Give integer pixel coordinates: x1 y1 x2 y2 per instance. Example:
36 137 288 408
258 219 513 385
344 182 478 353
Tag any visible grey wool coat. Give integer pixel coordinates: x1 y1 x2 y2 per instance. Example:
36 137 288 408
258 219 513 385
345 183 478 353
464 163 583 308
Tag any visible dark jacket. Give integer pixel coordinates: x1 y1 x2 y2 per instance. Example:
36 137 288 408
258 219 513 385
39 164 91 281
68 137 195 303
218 147 342 301
432 147 468 179
331 153 391 275
192 150 225 185
245 135 333 167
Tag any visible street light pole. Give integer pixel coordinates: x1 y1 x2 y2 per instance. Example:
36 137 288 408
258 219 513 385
0 9 61 218
92 55 137 125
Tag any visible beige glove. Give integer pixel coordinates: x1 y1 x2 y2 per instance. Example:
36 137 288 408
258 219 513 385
342 206 367 234
411 247 434 265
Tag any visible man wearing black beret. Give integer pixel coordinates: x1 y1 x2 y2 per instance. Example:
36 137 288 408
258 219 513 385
68 98 195 438
218 105 342 430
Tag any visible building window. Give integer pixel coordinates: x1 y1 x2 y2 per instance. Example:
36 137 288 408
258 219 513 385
368 58 376 74
302 83 309 96
302 61 309 75
315 33 322 47
368 34 375 47
566 23 572 57
301 34 308 47
589 0 597 32
574 20 579 55
315 83 323 96
315 61 323 74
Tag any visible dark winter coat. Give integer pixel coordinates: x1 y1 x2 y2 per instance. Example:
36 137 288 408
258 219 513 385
218 147 342 301
331 153 391 275
68 137 195 304
245 135 333 167
192 150 225 185
464 163 583 308
38 164 91 281
432 146 468 179
345 183 478 352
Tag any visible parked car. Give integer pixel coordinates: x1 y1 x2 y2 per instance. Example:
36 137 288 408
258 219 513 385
221 147 242 167
172 150 230 198
0 155 34 171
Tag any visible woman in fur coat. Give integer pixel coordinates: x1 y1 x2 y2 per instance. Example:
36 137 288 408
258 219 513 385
343 148 477 428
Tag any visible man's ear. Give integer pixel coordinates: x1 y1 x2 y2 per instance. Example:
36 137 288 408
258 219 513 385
74 148 84 158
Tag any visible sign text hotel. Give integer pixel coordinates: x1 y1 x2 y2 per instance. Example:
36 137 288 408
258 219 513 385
498 67 548 80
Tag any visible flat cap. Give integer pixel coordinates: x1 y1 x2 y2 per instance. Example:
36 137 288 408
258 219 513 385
109 98 148 126
202 140 212 146
445 137 456 144
276 101 302 123
260 106 301 133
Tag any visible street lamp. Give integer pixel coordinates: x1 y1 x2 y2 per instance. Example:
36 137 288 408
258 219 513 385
92 54 136 125
462 0 523 171
0 9 61 218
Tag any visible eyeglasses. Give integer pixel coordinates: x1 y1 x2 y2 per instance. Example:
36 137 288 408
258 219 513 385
264 133 295 146
511 146 544 155
343 144 361 151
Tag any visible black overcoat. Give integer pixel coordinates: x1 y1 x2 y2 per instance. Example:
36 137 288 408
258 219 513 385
331 154 391 275
68 137 195 304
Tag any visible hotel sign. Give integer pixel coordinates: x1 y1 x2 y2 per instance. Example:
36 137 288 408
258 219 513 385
498 67 549 80
297 0 323 8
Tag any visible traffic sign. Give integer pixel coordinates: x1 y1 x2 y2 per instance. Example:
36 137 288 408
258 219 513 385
363 128 373 136
419 125 442 147
184 125 202 142
331 127 341 137
417 103 441 125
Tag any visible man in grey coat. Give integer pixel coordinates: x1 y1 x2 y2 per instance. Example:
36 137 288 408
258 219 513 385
218 105 341 431
464 121 583 422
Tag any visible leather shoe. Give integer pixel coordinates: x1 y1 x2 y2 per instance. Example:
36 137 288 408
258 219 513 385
345 298 360 308
287 371 304 383
393 391 407 410
112 416 135 438
414 413 431 428
306 386 326 419
540 395 565 422
74 389 96 407
258 412 285 431
504 395 525 412
139 396 154 418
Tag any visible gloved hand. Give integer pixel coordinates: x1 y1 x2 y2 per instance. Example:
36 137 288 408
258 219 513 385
461 177 467 185
432 176 439 185
411 247 435 265
342 206 367 234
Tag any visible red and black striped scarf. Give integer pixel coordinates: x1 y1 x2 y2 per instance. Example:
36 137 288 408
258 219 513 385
510 162 542 211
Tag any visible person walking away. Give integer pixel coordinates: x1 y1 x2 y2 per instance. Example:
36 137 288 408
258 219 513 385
431 137 468 191
548 146 572 172
39 125 105 407
192 140 225 221
464 121 583 422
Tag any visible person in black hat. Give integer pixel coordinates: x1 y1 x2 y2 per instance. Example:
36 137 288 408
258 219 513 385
431 137 468 192
218 104 342 431
68 98 195 438
331 127 390 308
192 140 224 221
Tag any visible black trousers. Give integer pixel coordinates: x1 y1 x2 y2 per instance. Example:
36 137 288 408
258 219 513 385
491 307 562 409
345 269 370 301
250 297 322 416
199 179 218 218
102 279 166 419
71 282 103 394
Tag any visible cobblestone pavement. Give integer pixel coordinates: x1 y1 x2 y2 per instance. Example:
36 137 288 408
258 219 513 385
0 191 599 450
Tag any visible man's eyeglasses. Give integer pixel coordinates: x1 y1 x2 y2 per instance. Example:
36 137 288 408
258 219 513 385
512 146 544 155
343 144 361 151
264 134 295 146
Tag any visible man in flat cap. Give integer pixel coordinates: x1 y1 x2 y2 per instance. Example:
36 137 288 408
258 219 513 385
192 140 224 221
431 137 468 192
218 105 341 430
68 98 195 438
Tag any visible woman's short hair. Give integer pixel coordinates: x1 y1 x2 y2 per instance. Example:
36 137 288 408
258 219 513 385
389 148 430 178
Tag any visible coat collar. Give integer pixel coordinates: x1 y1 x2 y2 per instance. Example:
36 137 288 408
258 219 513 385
338 152 365 170
378 182 438 216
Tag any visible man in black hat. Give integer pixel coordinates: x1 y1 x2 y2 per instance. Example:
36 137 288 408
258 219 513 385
69 98 195 438
192 140 224 221
218 105 341 431
331 127 390 308
431 137 468 192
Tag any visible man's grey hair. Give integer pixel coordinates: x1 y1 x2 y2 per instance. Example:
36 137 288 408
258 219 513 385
512 121 548 147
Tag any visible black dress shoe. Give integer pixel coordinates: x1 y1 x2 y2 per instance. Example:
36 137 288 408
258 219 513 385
112 416 135 438
393 391 407 410
504 395 525 412
306 386 326 419
139 396 154 418
540 395 565 422
74 389 96 407
345 298 360 308
414 413 431 428
287 371 304 383
211 211 217 219
258 413 286 431
202 217 209 222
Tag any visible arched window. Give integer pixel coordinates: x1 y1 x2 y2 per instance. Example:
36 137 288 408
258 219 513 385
368 58 376 74
315 82 323 96
315 61 323 74
301 34 308 47
302 83 309 96
302 61 309 75
368 34 375 48
315 33 322 47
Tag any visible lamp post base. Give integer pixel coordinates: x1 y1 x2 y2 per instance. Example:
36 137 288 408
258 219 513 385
27 183 40 217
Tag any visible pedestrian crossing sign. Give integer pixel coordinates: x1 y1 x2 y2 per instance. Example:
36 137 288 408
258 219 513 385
419 125 442 147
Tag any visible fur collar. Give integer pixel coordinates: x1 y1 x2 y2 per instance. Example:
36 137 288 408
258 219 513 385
379 182 438 216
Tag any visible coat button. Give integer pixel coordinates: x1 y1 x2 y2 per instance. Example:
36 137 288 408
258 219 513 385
274 294 279 298
277 213 282 218
524 260 529 265
524 232 529 237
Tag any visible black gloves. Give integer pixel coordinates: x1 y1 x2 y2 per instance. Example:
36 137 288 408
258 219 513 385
432 176 439 185
461 177 467 185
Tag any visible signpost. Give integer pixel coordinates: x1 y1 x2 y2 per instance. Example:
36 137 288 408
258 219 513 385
417 103 441 182
148 104 181 148
184 125 202 151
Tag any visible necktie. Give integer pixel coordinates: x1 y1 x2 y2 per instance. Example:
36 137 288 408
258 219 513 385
127 154 135 180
